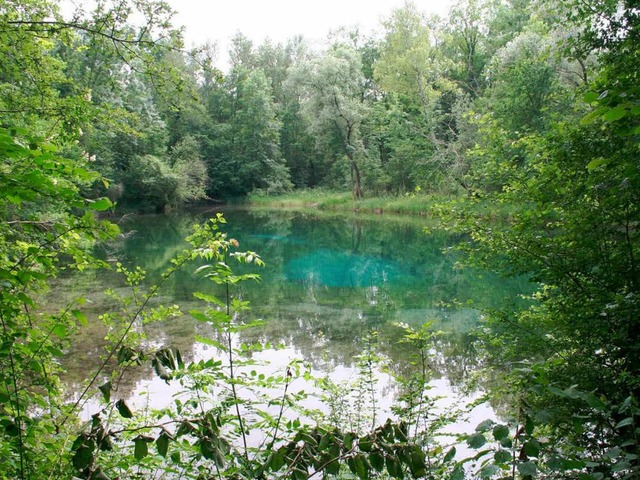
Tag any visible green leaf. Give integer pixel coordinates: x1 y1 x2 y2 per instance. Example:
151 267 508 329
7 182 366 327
525 417 535 435
450 464 465 480
385 454 404 479
348 454 369 480
443 446 456 463
344 431 356 450
581 106 607 124
616 417 634 429
603 107 627 122
476 419 495 432
354 454 369 480
479 464 500 478
116 399 133 418
195 335 226 350
522 439 540 458
156 431 170 457
467 433 487 449
359 435 373 452
494 450 512 464
493 424 510 441
71 309 88 326
72 441 95 470
324 454 340 475
98 381 111 402
517 461 537 476
406 446 427 477
134 436 150 460
87 197 113 211
52 324 67 338
583 91 599 103
587 157 611 171
270 451 285 472
370 450 385 472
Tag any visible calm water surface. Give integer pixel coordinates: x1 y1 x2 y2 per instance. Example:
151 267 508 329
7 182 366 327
59 208 528 425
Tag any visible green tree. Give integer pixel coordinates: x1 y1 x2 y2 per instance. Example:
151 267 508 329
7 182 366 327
0 0 181 477
448 0 640 476
485 29 565 133
233 69 292 195
289 46 369 198
375 1 444 118
441 0 490 97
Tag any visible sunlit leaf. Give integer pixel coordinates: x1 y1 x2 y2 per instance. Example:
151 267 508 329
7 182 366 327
603 107 626 122
87 197 113 211
583 91 599 103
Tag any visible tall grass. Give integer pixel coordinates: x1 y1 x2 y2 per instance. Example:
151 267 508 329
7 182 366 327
247 189 520 222
247 189 444 216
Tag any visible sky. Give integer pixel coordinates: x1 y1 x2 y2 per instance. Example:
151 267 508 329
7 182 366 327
168 0 454 65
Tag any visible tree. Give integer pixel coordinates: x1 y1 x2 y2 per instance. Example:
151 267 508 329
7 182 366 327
289 46 369 198
447 0 640 475
0 1 186 476
375 1 443 118
233 69 291 195
485 29 564 133
441 0 490 97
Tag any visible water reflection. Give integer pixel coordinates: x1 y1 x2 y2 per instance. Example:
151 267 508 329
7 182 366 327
58 208 530 417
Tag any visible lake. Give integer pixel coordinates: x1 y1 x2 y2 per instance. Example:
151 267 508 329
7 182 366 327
58 207 529 431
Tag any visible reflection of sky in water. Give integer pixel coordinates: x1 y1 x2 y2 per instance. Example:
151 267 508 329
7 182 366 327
61 210 532 453
93 341 491 458
285 248 411 288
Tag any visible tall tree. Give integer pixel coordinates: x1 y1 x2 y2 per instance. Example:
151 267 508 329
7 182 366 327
289 46 369 198
442 0 490 97
375 1 443 118
232 69 291 195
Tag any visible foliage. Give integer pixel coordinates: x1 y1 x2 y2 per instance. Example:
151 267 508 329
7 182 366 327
288 45 370 199
440 0 640 476
55 215 471 480
0 129 117 479
4 0 640 478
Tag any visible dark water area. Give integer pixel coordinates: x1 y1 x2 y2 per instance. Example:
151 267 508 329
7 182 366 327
57 207 530 420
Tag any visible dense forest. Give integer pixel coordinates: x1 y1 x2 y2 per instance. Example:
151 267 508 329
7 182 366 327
1 0 639 478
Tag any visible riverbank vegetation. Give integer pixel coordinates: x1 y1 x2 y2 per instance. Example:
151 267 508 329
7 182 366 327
1 0 639 478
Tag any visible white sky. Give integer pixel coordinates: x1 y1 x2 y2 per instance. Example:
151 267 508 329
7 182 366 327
168 0 454 64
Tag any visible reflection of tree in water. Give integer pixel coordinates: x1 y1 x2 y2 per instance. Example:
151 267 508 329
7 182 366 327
55 209 530 407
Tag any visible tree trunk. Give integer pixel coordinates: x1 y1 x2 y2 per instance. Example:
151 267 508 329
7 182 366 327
350 153 363 200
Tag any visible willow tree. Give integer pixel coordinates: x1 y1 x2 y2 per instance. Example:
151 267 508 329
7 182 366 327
288 46 368 199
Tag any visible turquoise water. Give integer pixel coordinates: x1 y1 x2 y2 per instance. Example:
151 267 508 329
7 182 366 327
285 248 411 287
60 208 530 406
